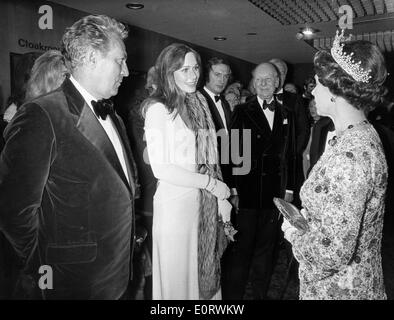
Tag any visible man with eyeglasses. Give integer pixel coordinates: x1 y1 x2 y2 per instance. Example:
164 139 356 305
223 62 296 300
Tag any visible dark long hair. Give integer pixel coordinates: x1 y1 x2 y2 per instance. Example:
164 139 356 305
141 43 201 121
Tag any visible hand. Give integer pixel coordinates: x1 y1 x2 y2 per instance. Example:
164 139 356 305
281 218 292 234
218 199 232 223
206 178 230 200
281 218 298 241
229 195 239 213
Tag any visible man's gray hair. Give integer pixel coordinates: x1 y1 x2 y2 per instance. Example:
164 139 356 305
61 15 128 71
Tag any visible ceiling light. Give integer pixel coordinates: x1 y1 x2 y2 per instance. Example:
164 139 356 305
126 3 144 10
214 36 227 41
300 27 319 36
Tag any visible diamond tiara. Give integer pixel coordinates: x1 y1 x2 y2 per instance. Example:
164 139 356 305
330 29 372 83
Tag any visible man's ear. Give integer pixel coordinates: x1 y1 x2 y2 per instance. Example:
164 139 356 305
86 49 98 69
252 78 257 91
275 76 280 89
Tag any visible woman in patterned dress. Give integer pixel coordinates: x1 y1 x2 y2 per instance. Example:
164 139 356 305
282 34 389 300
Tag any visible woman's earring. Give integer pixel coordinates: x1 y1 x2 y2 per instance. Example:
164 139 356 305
330 96 336 102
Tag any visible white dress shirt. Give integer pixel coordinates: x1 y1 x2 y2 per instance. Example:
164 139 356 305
257 96 275 130
204 86 228 133
70 76 130 184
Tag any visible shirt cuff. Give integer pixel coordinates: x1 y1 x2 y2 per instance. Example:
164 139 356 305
285 190 294 195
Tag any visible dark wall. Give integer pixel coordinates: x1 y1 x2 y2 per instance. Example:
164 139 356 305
289 62 314 92
384 53 394 101
125 25 255 87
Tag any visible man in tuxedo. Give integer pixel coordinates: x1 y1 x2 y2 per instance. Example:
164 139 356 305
270 58 309 208
199 58 235 196
224 62 296 299
0 15 138 299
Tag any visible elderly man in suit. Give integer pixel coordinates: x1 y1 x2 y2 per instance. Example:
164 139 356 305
269 58 309 208
223 62 296 300
0 15 138 299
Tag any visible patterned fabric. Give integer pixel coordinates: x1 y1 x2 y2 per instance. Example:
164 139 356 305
287 122 388 300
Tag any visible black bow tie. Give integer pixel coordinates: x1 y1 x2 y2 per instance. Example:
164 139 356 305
262 100 276 111
214 95 221 103
91 99 114 120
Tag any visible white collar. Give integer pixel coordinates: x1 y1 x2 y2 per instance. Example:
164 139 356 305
69 75 99 106
204 86 221 102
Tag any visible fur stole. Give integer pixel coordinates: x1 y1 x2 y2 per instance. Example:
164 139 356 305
184 91 229 300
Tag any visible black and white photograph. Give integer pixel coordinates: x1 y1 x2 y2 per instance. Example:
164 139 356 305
0 0 394 307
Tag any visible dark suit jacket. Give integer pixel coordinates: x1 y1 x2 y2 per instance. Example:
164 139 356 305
280 92 310 208
199 88 233 186
309 116 334 173
126 89 157 214
281 91 310 154
0 119 7 153
230 96 296 210
0 78 138 299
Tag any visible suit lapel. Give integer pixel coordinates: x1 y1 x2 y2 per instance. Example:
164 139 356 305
63 78 132 194
110 113 138 195
201 89 226 130
245 97 271 134
221 98 232 129
271 104 283 136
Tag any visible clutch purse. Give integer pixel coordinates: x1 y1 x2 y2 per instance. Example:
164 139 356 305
273 197 309 232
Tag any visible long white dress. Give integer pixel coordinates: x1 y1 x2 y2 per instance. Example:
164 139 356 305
145 102 221 300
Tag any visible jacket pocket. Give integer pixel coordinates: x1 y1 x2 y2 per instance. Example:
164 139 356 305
46 242 97 265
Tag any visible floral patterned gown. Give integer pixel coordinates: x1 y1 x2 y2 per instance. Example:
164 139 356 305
287 122 388 300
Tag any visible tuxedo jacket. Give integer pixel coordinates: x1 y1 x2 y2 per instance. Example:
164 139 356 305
126 89 157 214
309 116 334 173
199 88 233 186
0 119 7 153
281 91 310 154
230 96 296 210
0 78 138 299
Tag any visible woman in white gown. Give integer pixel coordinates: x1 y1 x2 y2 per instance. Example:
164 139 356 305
142 43 233 300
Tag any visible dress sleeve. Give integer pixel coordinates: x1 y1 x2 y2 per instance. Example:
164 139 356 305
144 103 208 189
288 150 371 271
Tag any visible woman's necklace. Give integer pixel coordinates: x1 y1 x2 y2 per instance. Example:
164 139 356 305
328 119 369 147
